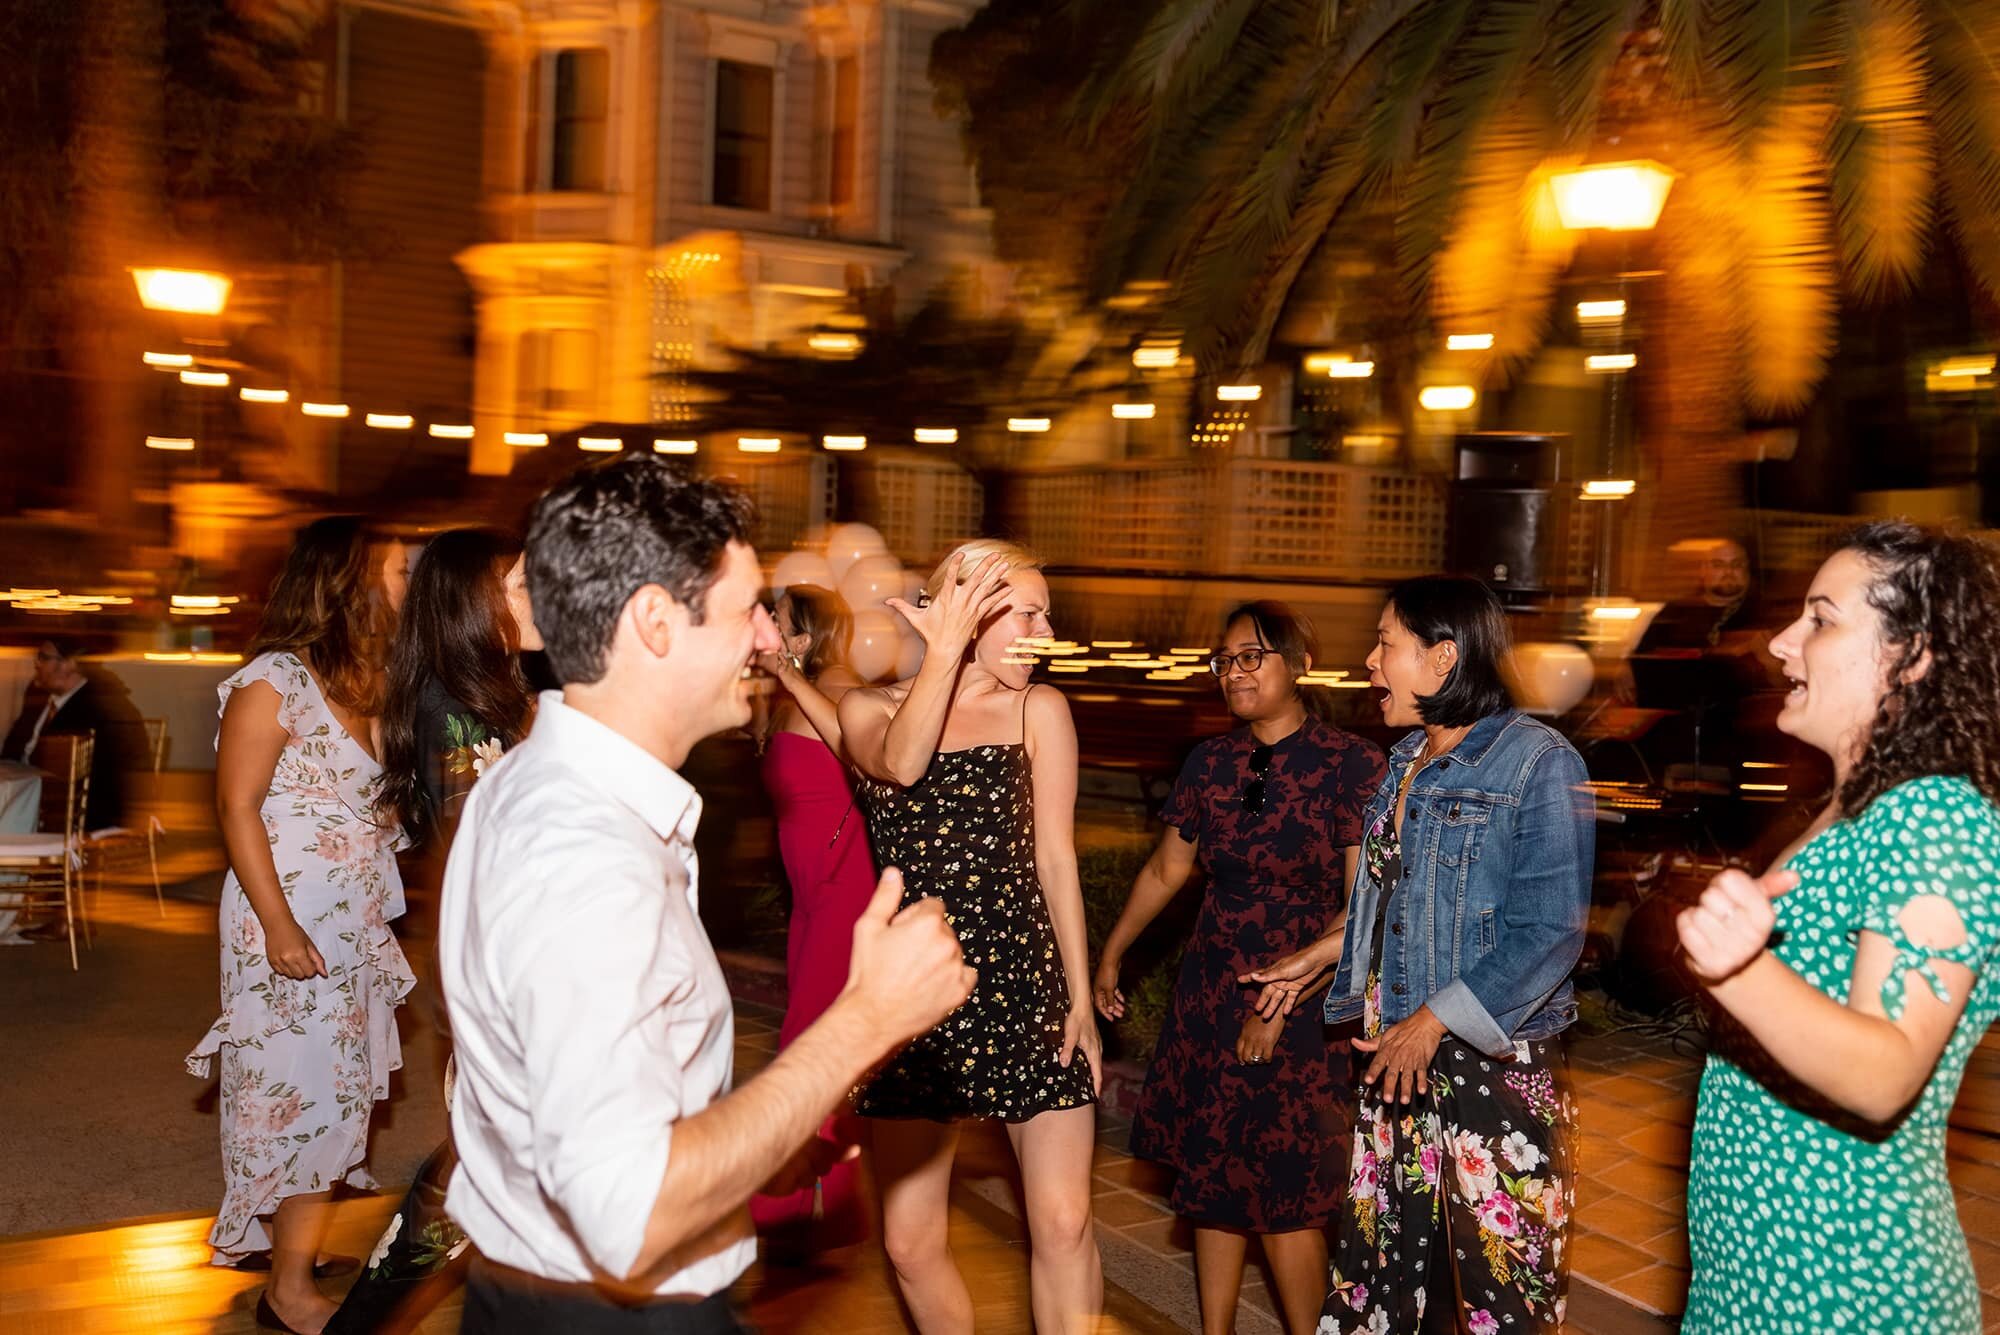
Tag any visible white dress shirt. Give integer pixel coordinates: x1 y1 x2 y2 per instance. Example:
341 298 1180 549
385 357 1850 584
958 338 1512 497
439 690 752 1297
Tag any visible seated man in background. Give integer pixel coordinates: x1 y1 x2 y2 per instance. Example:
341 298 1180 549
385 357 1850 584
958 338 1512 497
3 636 140 832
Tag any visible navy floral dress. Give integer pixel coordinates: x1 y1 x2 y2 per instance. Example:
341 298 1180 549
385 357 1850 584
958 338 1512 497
1129 714 1386 1231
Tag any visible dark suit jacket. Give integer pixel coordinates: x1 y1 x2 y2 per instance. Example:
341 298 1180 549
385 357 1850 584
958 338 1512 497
3 676 140 830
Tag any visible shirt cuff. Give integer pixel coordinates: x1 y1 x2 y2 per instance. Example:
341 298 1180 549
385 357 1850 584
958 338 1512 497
1425 979 1513 1059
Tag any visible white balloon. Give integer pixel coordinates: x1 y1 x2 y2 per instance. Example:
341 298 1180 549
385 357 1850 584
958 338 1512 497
895 620 925 679
770 550 835 598
838 553 905 611
1512 642 1594 717
825 523 887 580
850 608 901 682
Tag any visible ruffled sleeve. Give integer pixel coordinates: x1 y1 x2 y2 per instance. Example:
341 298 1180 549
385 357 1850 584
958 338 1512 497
215 651 312 749
1850 776 2000 1019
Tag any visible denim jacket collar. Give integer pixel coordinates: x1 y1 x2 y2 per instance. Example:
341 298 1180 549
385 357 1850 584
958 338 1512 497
1389 707 1523 770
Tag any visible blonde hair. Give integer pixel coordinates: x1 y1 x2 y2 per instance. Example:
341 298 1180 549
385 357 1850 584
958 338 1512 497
923 538 1044 602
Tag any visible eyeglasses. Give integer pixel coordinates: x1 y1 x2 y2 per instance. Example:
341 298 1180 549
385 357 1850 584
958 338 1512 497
1209 648 1270 676
1243 743 1273 815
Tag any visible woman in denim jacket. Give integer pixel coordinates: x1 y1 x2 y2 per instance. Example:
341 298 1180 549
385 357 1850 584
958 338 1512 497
1246 576 1594 1334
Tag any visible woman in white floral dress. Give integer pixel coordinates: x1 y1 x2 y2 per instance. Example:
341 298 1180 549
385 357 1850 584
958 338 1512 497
186 516 410 1335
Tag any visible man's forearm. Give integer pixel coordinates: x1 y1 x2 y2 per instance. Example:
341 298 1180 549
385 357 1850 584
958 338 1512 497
629 995 883 1281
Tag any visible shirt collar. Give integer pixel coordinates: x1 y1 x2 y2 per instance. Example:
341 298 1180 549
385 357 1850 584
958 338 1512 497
51 679 87 710
528 690 702 844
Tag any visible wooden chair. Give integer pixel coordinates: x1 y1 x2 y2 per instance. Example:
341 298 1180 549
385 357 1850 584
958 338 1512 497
86 718 169 916
0 733 94 970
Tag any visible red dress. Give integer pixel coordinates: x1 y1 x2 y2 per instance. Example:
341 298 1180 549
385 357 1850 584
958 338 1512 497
752 730 876 1241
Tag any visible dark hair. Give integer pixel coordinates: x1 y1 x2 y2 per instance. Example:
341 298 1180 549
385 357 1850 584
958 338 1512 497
525 457 756 686
781 584 852 678
250 515 394 714
379 529 535 839
1385 575 1515 727
37 636 85 662
1221 600 1318 680
1836 521 2000 814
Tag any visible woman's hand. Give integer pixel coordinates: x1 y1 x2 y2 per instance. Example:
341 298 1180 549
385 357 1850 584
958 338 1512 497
1061 1002 1104 1094
265 918 328 980
1239 928 1343 1019
1235 1009 1283 1066
1092 953 1125 1020
884 553 1012 657
1352 1006 1446 1105
1678 867 1799 984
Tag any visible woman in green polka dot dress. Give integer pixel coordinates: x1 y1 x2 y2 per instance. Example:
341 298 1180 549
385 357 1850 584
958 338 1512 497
1677 521 2000 1334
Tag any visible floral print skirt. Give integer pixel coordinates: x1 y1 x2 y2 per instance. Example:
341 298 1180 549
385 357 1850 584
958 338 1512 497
1322 1038 1576 1334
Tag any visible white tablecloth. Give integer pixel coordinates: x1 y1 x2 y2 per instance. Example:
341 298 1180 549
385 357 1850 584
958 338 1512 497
0 759 45 941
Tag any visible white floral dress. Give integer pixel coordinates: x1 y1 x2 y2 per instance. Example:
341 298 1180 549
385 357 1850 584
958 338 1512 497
185 652 414 1262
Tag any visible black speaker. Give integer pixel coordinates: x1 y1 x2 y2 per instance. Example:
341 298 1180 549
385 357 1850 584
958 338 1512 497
1447 433 1567 595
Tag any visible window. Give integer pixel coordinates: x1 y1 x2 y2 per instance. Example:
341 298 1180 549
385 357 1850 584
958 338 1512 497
551 49 609 191
712 60 774 211
817 54 858 213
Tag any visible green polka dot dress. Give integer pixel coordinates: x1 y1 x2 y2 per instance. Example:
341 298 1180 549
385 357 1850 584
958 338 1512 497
1685 776 2000 1334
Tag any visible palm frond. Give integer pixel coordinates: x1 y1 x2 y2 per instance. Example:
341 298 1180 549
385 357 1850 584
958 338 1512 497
1431 105 1579 377
1739 102 1842 412
1393 0 1549 297
1926 0 2000 300
1546 0 1644 145
1829 0 1934 298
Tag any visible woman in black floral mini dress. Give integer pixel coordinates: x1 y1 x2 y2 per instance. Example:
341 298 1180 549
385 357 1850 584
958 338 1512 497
839 539 1101 1335
1096 602 1385 1335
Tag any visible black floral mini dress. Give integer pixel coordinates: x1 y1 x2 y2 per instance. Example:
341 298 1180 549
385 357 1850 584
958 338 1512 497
853 717 1094 1122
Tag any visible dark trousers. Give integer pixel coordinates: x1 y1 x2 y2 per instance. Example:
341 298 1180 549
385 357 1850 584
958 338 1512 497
460 1258 744 1335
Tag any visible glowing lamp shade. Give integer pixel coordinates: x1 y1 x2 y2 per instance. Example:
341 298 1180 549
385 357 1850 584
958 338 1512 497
1549 161 1675 232
131 267 231 314
1418 385 1478 412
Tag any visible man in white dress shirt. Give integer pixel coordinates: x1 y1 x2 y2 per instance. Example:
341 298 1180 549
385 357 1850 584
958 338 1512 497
439 458 974 1332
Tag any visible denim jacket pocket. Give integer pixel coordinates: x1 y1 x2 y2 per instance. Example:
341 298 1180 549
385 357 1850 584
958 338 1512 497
1431 800 1491 866
1478 907 1496 954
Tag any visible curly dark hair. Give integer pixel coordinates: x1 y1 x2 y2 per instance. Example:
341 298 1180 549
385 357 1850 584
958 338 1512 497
1838 520 2000 815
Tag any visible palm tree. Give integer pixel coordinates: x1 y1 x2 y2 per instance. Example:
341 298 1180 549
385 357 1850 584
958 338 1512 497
1075 0 2000 415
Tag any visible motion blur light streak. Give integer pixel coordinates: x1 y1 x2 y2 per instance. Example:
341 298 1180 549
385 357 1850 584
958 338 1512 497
145 436 195 452
301 402 351 418
654 438 698 454
365 413 414 430
239 388 289 404
915 427 959 444
505 431 549 447
1418 385 1477 411
1447 333 1495 350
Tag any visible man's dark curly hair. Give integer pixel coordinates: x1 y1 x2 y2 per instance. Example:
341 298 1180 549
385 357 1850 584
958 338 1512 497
526 457 755 686
1839 520 2000 815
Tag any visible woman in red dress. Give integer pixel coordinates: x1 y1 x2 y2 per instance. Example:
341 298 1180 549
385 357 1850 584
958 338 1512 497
754 583 873 1245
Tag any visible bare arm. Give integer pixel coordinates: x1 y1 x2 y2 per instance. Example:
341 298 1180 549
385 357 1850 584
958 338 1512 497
215 681 324 979
1682 867 1976 1124
630 872 974 1280
762 659 857 756
1024 684 1101 1088
844 553 1012 787
1092 826 1198 1019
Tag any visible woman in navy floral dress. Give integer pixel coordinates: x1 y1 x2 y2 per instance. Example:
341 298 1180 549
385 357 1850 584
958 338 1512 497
1096 603 1385 1335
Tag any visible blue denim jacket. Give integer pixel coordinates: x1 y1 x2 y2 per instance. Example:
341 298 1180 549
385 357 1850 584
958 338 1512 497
1323 708 1595 1057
